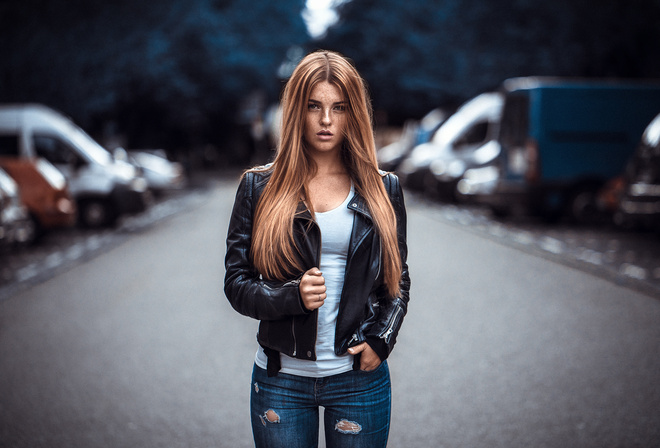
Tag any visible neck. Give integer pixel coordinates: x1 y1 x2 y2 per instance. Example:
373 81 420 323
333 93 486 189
310 149 345 176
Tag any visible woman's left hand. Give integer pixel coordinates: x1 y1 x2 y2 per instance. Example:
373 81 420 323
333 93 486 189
348 342 382 371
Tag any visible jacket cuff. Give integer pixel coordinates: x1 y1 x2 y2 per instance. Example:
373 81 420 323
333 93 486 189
298 289 313 314
366 337 390 362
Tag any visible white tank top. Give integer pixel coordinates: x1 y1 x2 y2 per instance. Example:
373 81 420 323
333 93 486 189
255 185 355 377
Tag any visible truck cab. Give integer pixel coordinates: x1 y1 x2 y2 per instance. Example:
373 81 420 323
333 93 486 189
459 77 660 222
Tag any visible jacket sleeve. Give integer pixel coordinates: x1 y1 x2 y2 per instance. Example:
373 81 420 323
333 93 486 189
365 173 411 361
224 172 310 321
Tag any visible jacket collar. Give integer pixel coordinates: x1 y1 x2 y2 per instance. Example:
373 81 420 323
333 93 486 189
347 192 372 220
254 168 372 221
294 190 372 221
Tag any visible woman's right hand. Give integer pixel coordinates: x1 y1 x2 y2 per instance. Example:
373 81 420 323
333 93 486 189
299 267 326 311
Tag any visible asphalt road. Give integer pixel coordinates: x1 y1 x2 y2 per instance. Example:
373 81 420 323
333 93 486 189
1 177 659 447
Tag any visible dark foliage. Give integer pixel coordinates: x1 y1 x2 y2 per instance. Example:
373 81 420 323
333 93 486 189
318 0 660 124
0 0 308 163
1 0 659 163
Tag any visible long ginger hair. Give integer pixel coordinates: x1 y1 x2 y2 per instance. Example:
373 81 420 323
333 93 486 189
249 50 402 297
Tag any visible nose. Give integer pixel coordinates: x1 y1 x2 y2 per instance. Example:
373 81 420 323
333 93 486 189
321 108 331 125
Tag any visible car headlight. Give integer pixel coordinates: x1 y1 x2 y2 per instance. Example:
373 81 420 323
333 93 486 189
56 197 75 214
131 177 149 192
447 160 466 179
430 159 447 177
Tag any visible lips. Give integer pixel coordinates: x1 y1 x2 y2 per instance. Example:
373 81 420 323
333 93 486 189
316 130 334 141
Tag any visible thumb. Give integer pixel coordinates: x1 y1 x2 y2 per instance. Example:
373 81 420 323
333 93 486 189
348 343 366 355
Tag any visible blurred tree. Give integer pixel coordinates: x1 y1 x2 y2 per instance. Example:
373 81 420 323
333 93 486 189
313 0 460 123
2 0 659 163
318 0 660 123
0 0 308 160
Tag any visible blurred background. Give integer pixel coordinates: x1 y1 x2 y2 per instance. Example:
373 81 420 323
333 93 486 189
2 2 660 447
2 0 660 250
2 0 659 166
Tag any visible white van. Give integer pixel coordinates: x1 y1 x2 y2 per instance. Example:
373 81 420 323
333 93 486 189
398 92 503 201
0 104 150 227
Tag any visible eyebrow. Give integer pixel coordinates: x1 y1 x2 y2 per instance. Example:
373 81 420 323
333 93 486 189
308 99 348 105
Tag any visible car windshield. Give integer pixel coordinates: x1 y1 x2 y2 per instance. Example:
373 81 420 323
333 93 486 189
499 93 530 148
644 114 660 148
65 122 113 165
432 93 502 147
0 169 18 195
35 158 67 190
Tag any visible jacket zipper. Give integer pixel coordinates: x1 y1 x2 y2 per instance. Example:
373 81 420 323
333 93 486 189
312 219 321 354
294 216 321 359
380 306 403 344
374 244 382 281
283 278 301 287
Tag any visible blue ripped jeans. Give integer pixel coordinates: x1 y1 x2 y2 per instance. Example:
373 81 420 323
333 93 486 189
250 361 391 448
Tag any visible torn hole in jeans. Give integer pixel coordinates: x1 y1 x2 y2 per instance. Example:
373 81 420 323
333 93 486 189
335 419 362 434
259 409 280 426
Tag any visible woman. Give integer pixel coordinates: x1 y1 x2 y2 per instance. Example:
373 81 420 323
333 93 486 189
224 50 410 448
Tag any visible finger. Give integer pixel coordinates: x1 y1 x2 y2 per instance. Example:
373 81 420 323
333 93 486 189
360 346 381 371
347 343 366 355
308 276 326 286
299 277 325 293
360 360 381 371
301 284 326 297
302 295 321 311
300 273 324 287
360 354 380 371
301 274 324 289
306 267 322 276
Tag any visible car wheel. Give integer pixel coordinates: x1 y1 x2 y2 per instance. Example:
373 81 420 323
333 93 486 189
490 205 511 219
15 215 40 246
79 199 116 228
568 187 601 224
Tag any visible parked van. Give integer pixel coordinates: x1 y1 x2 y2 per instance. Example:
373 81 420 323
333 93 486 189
398 93 503 201
377 108 447 172
0 156 76 242
0 104 150 227
458 77 660 221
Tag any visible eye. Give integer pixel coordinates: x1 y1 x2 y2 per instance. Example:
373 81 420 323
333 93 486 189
334 104 346 112
308 103 320 110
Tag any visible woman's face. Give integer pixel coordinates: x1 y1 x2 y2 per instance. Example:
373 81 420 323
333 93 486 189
304 81 347 157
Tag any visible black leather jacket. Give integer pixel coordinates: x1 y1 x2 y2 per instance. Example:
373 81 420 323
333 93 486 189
224 169 410 374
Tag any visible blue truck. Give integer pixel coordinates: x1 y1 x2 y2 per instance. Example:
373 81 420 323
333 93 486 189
459 77 660 222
